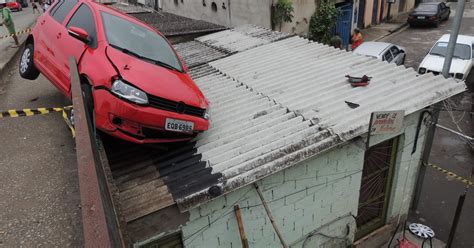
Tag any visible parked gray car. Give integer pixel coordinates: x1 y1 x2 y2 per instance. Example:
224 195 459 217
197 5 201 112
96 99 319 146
353 42 406 66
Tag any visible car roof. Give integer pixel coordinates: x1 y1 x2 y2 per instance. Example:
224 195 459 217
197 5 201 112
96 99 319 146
438 34 474 45
353 42 393 57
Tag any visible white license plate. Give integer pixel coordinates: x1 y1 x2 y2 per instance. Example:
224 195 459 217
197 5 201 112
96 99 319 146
165 118 194 133
417 16 425 19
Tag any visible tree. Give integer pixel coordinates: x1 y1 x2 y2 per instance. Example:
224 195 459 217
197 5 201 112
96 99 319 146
309 0 339 44
272 0 294 31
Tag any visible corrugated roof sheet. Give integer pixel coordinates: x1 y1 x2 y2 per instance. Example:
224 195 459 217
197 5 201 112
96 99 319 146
175 35 465 211
196 25 291 53
130 12 227 37
173 41 228 68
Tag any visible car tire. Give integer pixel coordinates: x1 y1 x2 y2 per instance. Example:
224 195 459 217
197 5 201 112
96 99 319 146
81 83 96 130
19 43 40 80
434 19 440 27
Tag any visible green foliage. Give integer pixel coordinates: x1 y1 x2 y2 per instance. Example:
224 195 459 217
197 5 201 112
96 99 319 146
272 0 294 31
309 0 339 44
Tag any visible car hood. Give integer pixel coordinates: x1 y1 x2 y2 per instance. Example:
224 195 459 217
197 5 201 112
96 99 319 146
419 55 471 74
106 46 207 108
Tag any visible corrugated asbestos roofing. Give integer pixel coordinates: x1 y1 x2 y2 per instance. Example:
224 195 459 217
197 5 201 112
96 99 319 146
175 26 465 211
110 25 465 220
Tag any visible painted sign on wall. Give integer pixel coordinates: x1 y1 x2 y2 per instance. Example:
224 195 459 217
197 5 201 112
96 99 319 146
370 110 405 134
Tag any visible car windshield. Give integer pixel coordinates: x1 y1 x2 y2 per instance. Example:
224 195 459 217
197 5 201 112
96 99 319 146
430 42 471 60
416 4 438 11
101 12 183 72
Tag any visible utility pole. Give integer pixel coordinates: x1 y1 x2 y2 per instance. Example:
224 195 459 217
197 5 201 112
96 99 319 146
442 1 467 247
412 0 466 213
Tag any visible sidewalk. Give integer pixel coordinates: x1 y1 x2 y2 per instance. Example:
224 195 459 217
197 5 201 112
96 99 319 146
0 8 39 76
360 12 410 42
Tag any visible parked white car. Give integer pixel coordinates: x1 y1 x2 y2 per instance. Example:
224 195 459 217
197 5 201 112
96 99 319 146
353 42 406 66
418 34 474 80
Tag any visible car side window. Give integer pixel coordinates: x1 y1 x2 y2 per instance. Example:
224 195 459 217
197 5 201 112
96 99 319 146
67 4 97 48
51 0 78 24
390 46 400 57
383 51 393 62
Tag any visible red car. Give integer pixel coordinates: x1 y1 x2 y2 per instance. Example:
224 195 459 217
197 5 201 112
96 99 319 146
19 0 210 144
6 0 22 11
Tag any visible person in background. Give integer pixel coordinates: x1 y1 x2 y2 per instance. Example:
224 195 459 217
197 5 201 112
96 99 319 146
351 28 363 50
31 0 39 14
330 32 343 50
0 2 19 48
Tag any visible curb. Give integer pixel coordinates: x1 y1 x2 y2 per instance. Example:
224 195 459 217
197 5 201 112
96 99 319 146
374 23 409 41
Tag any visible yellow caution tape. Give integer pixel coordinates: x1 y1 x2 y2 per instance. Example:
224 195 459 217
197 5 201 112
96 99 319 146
62 107 76 138
0 28 32 40
0 106 72 118
426 162 473 186
1 106 76 138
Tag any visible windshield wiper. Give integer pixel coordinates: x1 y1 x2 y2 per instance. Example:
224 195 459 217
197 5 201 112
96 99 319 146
109 43 182 72
110 44 144 60
430 52 445 57
452 55 467 60
150 60 182 72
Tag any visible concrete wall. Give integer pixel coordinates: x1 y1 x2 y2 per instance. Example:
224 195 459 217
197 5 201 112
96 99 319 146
135 110 428 247
160 0 321 36
161 0 273 29
359 0 415 27
279 0 317 35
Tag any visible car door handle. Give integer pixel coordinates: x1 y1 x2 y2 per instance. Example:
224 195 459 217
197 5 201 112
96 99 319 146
56 33 62 39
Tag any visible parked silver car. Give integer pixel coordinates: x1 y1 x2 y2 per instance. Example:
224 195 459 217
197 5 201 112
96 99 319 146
353 42 406 66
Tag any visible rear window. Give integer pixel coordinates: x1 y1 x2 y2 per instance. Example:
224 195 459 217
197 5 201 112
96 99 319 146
416 4 438 11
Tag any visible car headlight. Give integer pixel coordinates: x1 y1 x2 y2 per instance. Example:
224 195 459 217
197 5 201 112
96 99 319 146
112 79 148 104
418 68 426 74
203 106 210 120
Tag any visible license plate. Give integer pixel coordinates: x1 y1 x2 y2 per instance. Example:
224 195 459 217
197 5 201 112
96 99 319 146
417 16 425 19
165 118 194 133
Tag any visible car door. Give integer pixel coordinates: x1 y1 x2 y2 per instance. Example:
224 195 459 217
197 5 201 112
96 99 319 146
41 0 79 94
58 2 98 94
389 46 405 65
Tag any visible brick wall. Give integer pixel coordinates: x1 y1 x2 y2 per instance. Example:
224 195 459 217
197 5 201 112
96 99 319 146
181 142 365 248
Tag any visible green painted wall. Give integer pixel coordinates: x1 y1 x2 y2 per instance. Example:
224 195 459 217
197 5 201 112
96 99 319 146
139 110 428 247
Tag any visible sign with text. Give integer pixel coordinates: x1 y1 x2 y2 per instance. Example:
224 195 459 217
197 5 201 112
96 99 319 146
370 110 405 134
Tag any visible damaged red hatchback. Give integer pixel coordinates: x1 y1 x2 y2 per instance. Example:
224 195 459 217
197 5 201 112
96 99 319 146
19 0 209 144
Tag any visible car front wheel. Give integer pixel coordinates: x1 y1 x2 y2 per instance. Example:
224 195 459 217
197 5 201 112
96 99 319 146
19 43 40 80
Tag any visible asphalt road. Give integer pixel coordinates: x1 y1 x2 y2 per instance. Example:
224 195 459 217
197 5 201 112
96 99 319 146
0 47 83 245
382 3 474 247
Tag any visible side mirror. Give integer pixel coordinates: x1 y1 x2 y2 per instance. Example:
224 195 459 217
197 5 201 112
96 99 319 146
68 26 90 44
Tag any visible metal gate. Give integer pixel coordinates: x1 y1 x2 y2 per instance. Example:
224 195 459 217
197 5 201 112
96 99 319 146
335 4 353 49
355 137 398 239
